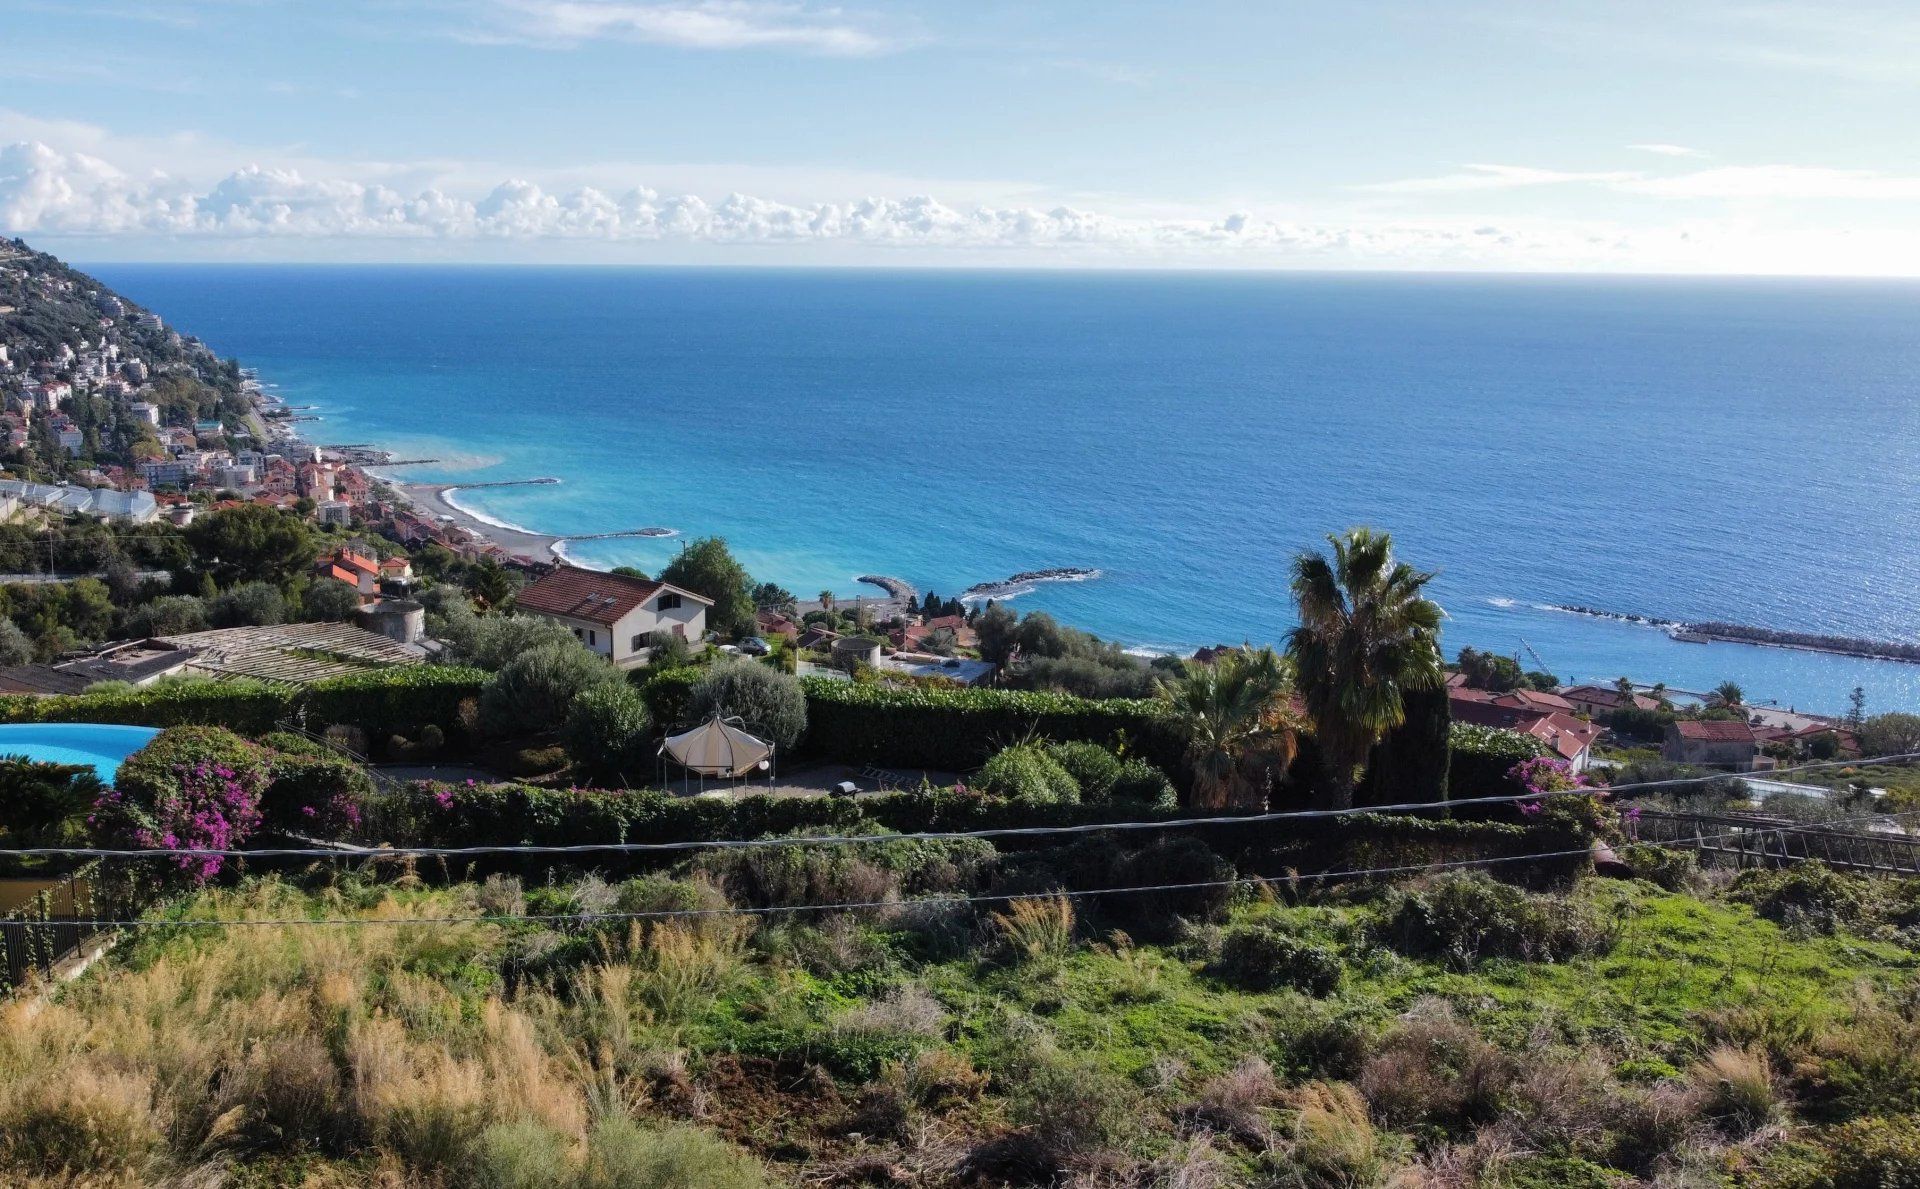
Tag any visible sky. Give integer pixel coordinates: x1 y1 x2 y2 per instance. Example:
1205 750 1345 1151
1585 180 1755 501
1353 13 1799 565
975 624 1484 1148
3 0 1920 272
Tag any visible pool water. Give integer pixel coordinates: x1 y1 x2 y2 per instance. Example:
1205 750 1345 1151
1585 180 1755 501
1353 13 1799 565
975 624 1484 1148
0 723 163 785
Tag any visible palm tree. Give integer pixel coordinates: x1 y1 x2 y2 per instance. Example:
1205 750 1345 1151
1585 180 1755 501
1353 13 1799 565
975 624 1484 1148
1155 647 1298 810
817 590 835 614
1708 681 1744 709
1287 528 1445 809
1614 676 1635 700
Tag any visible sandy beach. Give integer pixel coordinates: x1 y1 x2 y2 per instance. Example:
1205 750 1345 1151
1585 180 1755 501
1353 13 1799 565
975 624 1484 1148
393 482 565 563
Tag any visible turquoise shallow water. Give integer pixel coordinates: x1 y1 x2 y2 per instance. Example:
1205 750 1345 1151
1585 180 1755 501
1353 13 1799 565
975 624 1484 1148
0 723 162 784
85 264 1920 713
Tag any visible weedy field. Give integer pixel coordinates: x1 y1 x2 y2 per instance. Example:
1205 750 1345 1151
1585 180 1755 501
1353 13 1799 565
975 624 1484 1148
6 851 1920 1188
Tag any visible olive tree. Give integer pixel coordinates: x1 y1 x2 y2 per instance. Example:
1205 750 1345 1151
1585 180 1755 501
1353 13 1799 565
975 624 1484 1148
687 660 806 749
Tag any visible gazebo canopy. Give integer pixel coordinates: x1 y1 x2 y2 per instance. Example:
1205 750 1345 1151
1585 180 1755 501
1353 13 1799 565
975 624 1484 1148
660 716 773 778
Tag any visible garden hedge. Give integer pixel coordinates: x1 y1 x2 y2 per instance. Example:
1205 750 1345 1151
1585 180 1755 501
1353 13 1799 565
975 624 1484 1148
0 680 290 734
300 666 488 742
1446 723 1551 799
362 781 1546 880
795 677 1185 773
0 666 488 745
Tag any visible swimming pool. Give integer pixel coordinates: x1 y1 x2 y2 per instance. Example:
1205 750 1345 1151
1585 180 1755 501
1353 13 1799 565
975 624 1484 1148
0 723 163 785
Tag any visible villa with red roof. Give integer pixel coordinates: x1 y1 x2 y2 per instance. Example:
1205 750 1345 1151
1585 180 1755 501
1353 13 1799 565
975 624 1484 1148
1448 686 1602 771
1663 719 1761 770
515 565 712 668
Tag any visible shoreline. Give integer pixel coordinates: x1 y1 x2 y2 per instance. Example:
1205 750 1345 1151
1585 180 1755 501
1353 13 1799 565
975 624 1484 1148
390 482 568 564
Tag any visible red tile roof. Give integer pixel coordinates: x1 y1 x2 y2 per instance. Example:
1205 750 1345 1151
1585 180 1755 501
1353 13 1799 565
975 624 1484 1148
516 565 710 626
1449 693 1598 763
1676 719 1755 742
1562 685 1660 712
1494 688 1576 714
1519 712 1601 763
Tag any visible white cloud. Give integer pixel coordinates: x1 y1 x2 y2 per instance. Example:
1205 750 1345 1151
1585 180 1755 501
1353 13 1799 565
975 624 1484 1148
1627 143 1704 157
1619 164 1920 199
469 0 899 55
10 135 1920 275
0 137 1651 268
1360 164 1642 193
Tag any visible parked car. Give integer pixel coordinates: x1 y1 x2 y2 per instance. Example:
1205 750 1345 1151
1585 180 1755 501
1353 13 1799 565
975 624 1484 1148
738 636 771 656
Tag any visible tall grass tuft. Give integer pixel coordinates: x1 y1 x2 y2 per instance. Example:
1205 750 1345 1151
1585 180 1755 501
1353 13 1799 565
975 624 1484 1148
1687 1045 1780 1136
992 894 1077 961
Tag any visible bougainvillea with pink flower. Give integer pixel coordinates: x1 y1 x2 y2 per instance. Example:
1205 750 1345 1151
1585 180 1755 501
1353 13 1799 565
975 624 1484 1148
1504 755 1618 839
96 759 267 883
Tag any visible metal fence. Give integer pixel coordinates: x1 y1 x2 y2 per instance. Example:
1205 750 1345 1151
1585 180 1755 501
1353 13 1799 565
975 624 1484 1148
1633 809 1920 876
0 863 103 992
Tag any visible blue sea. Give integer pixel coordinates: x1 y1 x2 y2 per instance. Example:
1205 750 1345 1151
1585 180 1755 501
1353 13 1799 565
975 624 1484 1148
84 264 1920 714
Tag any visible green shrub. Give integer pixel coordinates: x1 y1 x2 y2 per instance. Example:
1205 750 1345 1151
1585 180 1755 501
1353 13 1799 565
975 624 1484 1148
1006 1050 1142 1165
583 1118 770 1189
687 661 806 749
472 1120 572 1189
114 725 267 806
1729 862 1874 935
481 645 624 737
799 677 1183 774
1621 843 1697 891
1381 871 1612 966
256 730 332 758
975 742 1080 805
636 666 700 730
261 750 374 837
1211 924 1342 996
503 745 569 776
1818 1114 1920 1188
0 758 102 848
563 684 653 786
1111 757 1178 808
1046 741 1123 802
208 581 286 627
1448 723 1551 798
693 841 897 909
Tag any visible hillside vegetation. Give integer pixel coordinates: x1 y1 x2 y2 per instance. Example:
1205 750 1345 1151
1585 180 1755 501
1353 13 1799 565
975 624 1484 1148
6 857 1920 1187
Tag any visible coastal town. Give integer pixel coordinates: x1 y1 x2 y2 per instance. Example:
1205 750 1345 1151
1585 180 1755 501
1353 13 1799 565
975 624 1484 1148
0 236 1899 770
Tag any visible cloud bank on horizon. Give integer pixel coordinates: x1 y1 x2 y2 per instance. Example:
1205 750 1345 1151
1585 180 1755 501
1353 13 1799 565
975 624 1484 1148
0 138 1588 266
8 136 1920 275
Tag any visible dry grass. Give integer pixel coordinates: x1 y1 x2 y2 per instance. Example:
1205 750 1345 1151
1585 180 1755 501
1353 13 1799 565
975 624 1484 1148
0 882 761 1185
1686 1045 1781 1136
992 894 1077 962
1286 1081 1389 1188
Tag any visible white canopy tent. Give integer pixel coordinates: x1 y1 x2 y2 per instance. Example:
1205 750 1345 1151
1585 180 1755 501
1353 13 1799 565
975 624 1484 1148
658 715 775 794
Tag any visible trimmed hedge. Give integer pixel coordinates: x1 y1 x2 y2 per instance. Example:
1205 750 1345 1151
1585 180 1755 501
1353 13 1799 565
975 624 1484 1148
797 677 1184 773
0 666 487 745
301 666 487 742
1447 723 1551 799
0 680 288 735
363 781 1542 879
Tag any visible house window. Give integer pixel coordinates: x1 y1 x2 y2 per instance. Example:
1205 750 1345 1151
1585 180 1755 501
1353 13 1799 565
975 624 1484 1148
587 629 597 646
572 628 584 641
632 634 645 652
657 592 682 611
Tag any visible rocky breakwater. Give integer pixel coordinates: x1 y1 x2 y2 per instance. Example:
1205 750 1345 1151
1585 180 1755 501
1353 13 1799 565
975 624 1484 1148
961 567 1102 602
